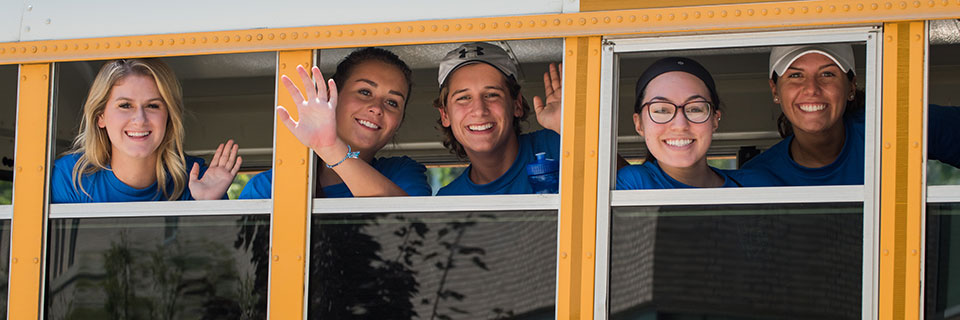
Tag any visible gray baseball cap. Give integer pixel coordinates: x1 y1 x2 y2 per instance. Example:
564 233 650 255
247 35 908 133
769 43 855 80
438 42 519 87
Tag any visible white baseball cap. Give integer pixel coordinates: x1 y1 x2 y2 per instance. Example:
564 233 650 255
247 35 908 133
769 43 855 79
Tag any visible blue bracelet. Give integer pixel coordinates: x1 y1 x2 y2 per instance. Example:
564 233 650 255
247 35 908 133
325 144 360 168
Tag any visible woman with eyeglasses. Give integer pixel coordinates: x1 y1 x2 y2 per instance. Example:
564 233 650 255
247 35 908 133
616 57 776 189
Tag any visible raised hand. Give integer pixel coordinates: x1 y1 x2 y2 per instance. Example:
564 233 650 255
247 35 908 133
532 62 563 133
276 65 343 157
189 140 242 200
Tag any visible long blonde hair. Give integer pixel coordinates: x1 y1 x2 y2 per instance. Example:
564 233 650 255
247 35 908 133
70 59 187 200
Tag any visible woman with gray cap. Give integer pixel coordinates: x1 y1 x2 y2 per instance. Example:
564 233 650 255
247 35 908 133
742 43 960 185
433 42 562 195
616 57 776 189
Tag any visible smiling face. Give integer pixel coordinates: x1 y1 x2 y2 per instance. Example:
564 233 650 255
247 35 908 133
634 71 719 171
770 53 855 137
439 63 523 158
334 60 408 155
98 74 168 163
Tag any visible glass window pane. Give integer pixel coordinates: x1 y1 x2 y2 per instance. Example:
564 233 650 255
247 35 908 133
610 203 863 319
45 215 270 318
1 64 15 204
925 202 960 319
308 210 557 319
927 25 960 185
0 219 9 317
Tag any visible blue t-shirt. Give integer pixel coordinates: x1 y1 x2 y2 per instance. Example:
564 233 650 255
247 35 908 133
741 112 864 186
437 129 561 195
616 160 777 189
742 105 960 186
51 153 208 203
239 156 430 199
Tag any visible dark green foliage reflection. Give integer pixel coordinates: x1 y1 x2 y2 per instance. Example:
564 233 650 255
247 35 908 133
308 211 557 320
45 216 269 320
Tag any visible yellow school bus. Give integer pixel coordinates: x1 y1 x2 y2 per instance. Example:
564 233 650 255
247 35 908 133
1 0 959 319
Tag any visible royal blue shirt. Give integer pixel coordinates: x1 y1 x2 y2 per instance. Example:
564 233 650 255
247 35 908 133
239 156 430 199
616 160 778 189
51 153 208 203
437 129 562 196
742 105 960 186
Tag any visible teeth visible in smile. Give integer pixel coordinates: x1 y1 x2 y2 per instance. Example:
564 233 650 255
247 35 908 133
468 123 494 131
126 131 150 137
799 104 826 112
665 139 693 147
357 119 380 129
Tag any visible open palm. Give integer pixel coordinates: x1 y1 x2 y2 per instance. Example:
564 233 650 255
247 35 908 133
533 62 562 132
277 65 340 151
189 140 242 200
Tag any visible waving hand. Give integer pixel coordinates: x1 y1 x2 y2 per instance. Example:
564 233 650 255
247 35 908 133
533 63 563 133
276 65 343 156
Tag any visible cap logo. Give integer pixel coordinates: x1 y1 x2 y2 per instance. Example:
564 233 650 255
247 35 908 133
677 61 685 65
458 46 485 58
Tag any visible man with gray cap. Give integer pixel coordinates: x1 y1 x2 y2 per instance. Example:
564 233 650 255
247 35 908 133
742 43 960 186
432 42 562 195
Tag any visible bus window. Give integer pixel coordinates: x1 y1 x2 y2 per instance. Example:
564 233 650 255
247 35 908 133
45 52 275 318
612 44 867 188
601 28 878 319
0 64 15 316
309 208 557 318
51 52 276 201
1 64 14 204
924 19 960 320
317 40 563 196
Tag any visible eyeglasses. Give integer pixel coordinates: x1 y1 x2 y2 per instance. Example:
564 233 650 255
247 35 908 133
640 100 714 124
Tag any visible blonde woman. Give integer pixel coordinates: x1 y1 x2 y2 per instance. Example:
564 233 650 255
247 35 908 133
51 59 241 203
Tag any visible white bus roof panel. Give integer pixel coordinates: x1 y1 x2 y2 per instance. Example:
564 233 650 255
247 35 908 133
2 0 572 43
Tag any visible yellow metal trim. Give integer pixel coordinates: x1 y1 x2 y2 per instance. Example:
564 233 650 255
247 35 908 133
581 0 796 11
269 50 314 319
558 37 585 320
879 21 924 320
1 1 959 64
9 63 51 320
578 36 602 320
558 36 602 320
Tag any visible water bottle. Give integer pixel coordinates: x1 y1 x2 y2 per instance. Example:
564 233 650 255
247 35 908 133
526 152 559 194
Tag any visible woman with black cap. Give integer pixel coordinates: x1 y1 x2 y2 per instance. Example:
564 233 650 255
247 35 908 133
616 57 776 189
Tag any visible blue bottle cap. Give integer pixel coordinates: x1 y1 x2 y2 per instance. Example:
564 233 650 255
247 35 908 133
526 152 559 176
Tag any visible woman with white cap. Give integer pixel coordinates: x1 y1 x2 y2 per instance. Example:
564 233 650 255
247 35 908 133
742 43 960 185
616 57 776 189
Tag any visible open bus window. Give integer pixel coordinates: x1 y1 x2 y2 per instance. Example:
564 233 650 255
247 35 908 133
603 29 877 319
315 39 563 196
924 19 960 320
52 52 276 202
612 44 868 189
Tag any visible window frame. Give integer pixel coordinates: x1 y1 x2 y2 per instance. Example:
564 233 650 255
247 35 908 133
594 26 882 320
